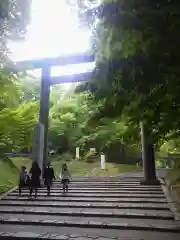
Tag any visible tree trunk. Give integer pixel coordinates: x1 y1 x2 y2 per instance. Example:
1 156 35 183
140 121 160 185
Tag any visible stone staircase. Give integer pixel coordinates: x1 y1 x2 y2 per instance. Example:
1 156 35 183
0 176 180 239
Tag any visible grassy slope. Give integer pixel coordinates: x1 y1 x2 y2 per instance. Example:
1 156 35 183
0 158 19 194
10 156 139 177
52 160 139 177
0 156 139 194
165 168 180 206
10 156 31 170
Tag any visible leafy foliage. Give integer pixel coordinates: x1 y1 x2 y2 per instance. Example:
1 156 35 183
76 0 180 145
0 101 39 152
0 0 31 60
0 0 35 154
48 90 140 163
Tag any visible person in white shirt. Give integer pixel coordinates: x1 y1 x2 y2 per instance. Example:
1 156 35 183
59 164 71 193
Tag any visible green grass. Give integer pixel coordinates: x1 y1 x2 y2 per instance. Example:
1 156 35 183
165 168 180 209
11 156 139 177
0 155 139 194
10 156 31 170
0 158 19 194
52 160 139 177
0 156 31 194
166 168 180 185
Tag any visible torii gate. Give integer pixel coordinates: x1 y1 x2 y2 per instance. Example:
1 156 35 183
14 53 94 169
14 53 159 185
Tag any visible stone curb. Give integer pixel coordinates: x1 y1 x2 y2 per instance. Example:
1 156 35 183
0 186 17 200
52 182 149 184
63 179 139 181
3 197 168 203
159 177 180 221
51 185 163 188
0 231 116 240
0 218 180 233
31 186 163 190
13 187 164 190
0 209 174 220
13 189 164 193
8 193 166 199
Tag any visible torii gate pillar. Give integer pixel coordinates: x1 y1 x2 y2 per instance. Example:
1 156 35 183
38 66 51 167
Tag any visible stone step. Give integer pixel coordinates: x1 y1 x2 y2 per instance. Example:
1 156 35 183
54 177 146 180
67 180 141 182
40 187 164 191
0 206 173 220
68 181 144 184
0 214 179 232
3 196 168 203
0 225 180 240
52 184 146 188
15 189 164 194
56 178 140 181
51 183 162 188
55 179 160 182
53 180 153 183
55 181 143 184
1 174 179 239
0 200 170 210
71 176 126 179
62 177 143 180
51 184 162 188
9 192 166 198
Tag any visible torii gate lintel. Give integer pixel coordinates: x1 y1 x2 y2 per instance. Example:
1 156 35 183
14 53 94 70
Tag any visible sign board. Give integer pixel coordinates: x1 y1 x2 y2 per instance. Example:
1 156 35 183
90 148 96 152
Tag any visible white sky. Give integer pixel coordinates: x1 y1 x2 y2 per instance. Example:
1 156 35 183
9 0 95 77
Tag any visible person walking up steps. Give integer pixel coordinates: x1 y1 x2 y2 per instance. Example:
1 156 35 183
29 162 41 198
18 166 27 196
43 163 55 196
59 164 71 193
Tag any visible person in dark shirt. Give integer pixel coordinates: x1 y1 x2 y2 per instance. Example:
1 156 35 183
29 162 41 197
18 166 27 196
43 163 55 196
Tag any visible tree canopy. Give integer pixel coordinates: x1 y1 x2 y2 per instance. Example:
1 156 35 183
0 0 31 60
76 0 180 145
0 0 33 154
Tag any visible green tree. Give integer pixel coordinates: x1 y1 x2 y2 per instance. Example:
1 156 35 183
0 0 34 154
0 0 31 61
78 0 180 146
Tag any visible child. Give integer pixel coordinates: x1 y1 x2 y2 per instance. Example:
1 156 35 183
26 172 31 187
43 163 55 196
18 166 27 196
59 164 71 193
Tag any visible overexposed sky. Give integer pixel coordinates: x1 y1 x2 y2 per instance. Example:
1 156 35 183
9 0 94 77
